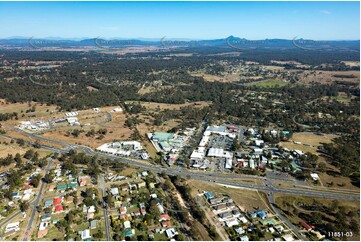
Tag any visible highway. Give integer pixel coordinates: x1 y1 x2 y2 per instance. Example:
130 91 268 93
1 130 359 202
0 129 359 242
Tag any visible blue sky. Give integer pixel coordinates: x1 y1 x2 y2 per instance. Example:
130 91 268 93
0 1 359 40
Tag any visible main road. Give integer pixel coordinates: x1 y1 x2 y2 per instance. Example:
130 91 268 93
22 158 54 241
1 130 359 202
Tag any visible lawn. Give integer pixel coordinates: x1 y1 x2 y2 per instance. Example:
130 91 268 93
251 79 292 88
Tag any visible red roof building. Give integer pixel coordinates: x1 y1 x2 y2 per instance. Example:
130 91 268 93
55 205 63 213
161 220 172 227
37 229 48 238
159 213 170 222
300 221 314 231
53 197 62 205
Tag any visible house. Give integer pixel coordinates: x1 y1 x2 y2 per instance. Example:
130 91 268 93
114 200 122 208
78 176 87 186
88 205 96 213
90 220 97 230
218 212 232 220
212 203 227 212
5 222 20 233
275 225 285 233
300 221 314 231
54 205 63 213
79 229 91 240
39 222 49 230
48 184 55 191
311 230 325 240
37 229 48 238
235 227 245 235
310 173 319 181
232 209 241 216
66 196 74 204
110 187 119 196
209 197 222 205
87 213 94 220
53 197 62 205
44 199 53 208
67 182 77 189
159 213 170 222
238 216 248 224
56 184 67 190
282 234 295 241
121 185 129 192
204 192 214 199
40 214 51 222
240 235 249 241
124 221 131 229
225 219 239 227
119 206 127 214
136 181 146 189
157 204 165 214
123 229 135 238
250 210 267 219
165 228 178 238
140 208 147 216
162 220 172 227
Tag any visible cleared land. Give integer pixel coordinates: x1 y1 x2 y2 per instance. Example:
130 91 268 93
250 79 291 88
187 179 269 212
274 194 360 241
297 70 360 85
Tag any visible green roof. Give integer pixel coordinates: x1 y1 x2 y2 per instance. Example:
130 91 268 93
67 183 77 188
153 132 174 141
56 184 67 189
159 141 171 149
123 229 134 237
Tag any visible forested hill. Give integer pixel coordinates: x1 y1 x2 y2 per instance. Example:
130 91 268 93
0 36 359 52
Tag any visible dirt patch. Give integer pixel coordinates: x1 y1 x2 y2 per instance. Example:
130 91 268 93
188 180 269 212
298 70 360 85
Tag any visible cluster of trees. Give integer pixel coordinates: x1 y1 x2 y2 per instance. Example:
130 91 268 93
169 175 221 240
322 134 360 186
0 112 18 121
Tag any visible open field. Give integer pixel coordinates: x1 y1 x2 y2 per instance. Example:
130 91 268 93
274 194 360 241
297 70 360 85
187 180 269 212
341 61 360 67
280 132 337 155
290 133 337 147
139 101 211 111
0 99 58 115
250 79 292 88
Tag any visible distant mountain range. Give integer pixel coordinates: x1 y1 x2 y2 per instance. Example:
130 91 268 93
0 36 359 51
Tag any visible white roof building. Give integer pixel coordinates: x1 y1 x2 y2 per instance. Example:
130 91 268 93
79 229 91 240
225 158 233 169
225 219 239 227
240 235 249 241
190 149 205 160
165 228 178 238
6 222 20 233
110 188 119 196
310 173 319 181
124 221 131 229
